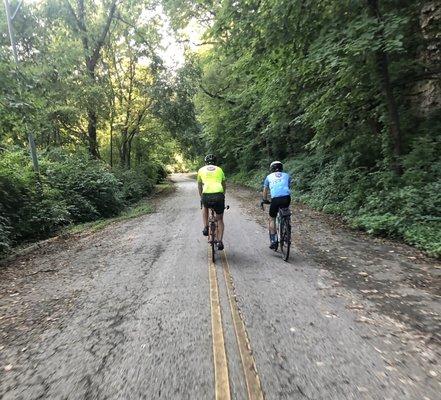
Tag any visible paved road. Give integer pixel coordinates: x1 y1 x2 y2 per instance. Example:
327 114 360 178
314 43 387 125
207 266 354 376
1 174 440 399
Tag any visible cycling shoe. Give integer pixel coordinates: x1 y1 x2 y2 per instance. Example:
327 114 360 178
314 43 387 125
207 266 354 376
269 241 278 251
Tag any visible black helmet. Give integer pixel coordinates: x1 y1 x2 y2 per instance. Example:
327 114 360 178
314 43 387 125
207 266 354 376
204 154 216 164
270 160 283 172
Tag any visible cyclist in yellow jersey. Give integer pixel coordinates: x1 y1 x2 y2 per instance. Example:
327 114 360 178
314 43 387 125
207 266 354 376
197 154 226 250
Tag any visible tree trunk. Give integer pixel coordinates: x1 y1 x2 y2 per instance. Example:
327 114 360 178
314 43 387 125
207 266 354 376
127 140 132 170
66 0 118 158
119 143 124 167
367 0 403 175
109 112 114 167
87 109 100 158
376 51 403 174
120 137 127 168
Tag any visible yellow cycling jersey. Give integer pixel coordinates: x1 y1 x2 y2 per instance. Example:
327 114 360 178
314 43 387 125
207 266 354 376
197 165 225 194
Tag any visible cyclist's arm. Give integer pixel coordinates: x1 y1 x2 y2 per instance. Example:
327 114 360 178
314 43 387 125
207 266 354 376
197 172 203 197
222 180 226 194
262 186 269 201
262 176 270 201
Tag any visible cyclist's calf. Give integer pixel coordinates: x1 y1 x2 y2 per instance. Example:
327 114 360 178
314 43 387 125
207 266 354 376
216 214 224 241
268 216 277 235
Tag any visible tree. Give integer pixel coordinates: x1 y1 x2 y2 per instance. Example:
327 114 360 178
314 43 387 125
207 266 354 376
366 0 403 174
64 0 119 158
162 0 441 255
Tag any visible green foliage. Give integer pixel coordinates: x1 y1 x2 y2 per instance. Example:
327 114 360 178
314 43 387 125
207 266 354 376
113 161 166 204
0 150 69 246
232 150 441 257
230 169 266 191
165 0 440 257
43 152 124 221
0 216 12 254
403 224 441 258
0 0 200 256
67 199 156 235
0 148 168 256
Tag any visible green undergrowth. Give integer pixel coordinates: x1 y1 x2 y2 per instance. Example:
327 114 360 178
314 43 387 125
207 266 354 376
0 148 169 257
230 159 441 258
1 182 174 260
66 201 154 234
65 182 173 234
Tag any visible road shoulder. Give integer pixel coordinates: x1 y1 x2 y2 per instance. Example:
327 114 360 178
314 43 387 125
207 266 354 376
229 183 441 343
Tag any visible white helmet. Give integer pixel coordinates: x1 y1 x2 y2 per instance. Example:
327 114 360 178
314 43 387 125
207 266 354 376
270 161 283 172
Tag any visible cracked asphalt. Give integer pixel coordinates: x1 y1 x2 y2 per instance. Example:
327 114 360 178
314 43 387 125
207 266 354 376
1 174 440 399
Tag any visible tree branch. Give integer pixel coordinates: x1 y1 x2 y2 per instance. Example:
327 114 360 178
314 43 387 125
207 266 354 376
114 13 157 57
89 0 119 71
392 69 441 87
57 119 87 140
200 85 236 105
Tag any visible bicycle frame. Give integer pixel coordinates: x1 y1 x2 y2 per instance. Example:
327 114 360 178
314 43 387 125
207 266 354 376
277 207 291 261
261 200 292 261
208 208 218 244
201 203 229 263
276 207 291 230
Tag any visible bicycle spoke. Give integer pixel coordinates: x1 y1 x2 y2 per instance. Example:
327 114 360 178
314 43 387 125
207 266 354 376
208 209 217 263
283 218 291 261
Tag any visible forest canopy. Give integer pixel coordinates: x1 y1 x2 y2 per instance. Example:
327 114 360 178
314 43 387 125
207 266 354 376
1 0 440 257
162 0 441 256
0 0 200 253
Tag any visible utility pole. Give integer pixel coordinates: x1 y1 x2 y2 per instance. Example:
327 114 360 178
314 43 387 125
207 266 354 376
28 131 39 173
3 0 18 63
3 0 39 174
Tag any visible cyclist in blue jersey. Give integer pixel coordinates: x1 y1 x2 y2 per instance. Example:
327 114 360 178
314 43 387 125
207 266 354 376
262 161 291 249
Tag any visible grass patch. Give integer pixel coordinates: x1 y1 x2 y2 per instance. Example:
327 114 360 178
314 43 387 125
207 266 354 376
154 182 175 195
66 201 154 234
0 182 175 262
65 182 173 235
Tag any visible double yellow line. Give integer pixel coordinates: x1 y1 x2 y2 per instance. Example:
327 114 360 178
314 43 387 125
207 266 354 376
208 248 264 400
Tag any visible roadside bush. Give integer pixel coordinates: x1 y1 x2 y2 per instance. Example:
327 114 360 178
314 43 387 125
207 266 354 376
44 152 124 221
139 161 167 184
0 216 11 255
403 224 441 258
113 160 166 203
0 150 70 244
230 146 441 257
156 164 168 183
229 169 266 190
29 188 70 236
0 148 163 255
114 168 153 203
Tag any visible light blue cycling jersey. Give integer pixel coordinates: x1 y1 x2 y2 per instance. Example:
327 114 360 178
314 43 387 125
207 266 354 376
263 172 291 198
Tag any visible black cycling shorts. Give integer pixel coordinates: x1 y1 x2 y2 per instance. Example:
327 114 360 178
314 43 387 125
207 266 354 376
269 195 291 218
202 193 225 215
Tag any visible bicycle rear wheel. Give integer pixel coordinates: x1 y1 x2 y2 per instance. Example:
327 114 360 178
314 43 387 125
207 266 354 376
280 217 291 262
210 220 216 263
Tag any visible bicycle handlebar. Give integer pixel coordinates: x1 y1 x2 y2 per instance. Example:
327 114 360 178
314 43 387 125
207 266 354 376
260 199 270 210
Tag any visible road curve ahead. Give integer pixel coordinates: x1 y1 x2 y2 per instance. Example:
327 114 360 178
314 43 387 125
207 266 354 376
1 174 439 399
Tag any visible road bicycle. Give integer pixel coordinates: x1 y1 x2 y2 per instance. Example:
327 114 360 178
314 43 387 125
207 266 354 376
202 202 229 262
261 200 292 262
